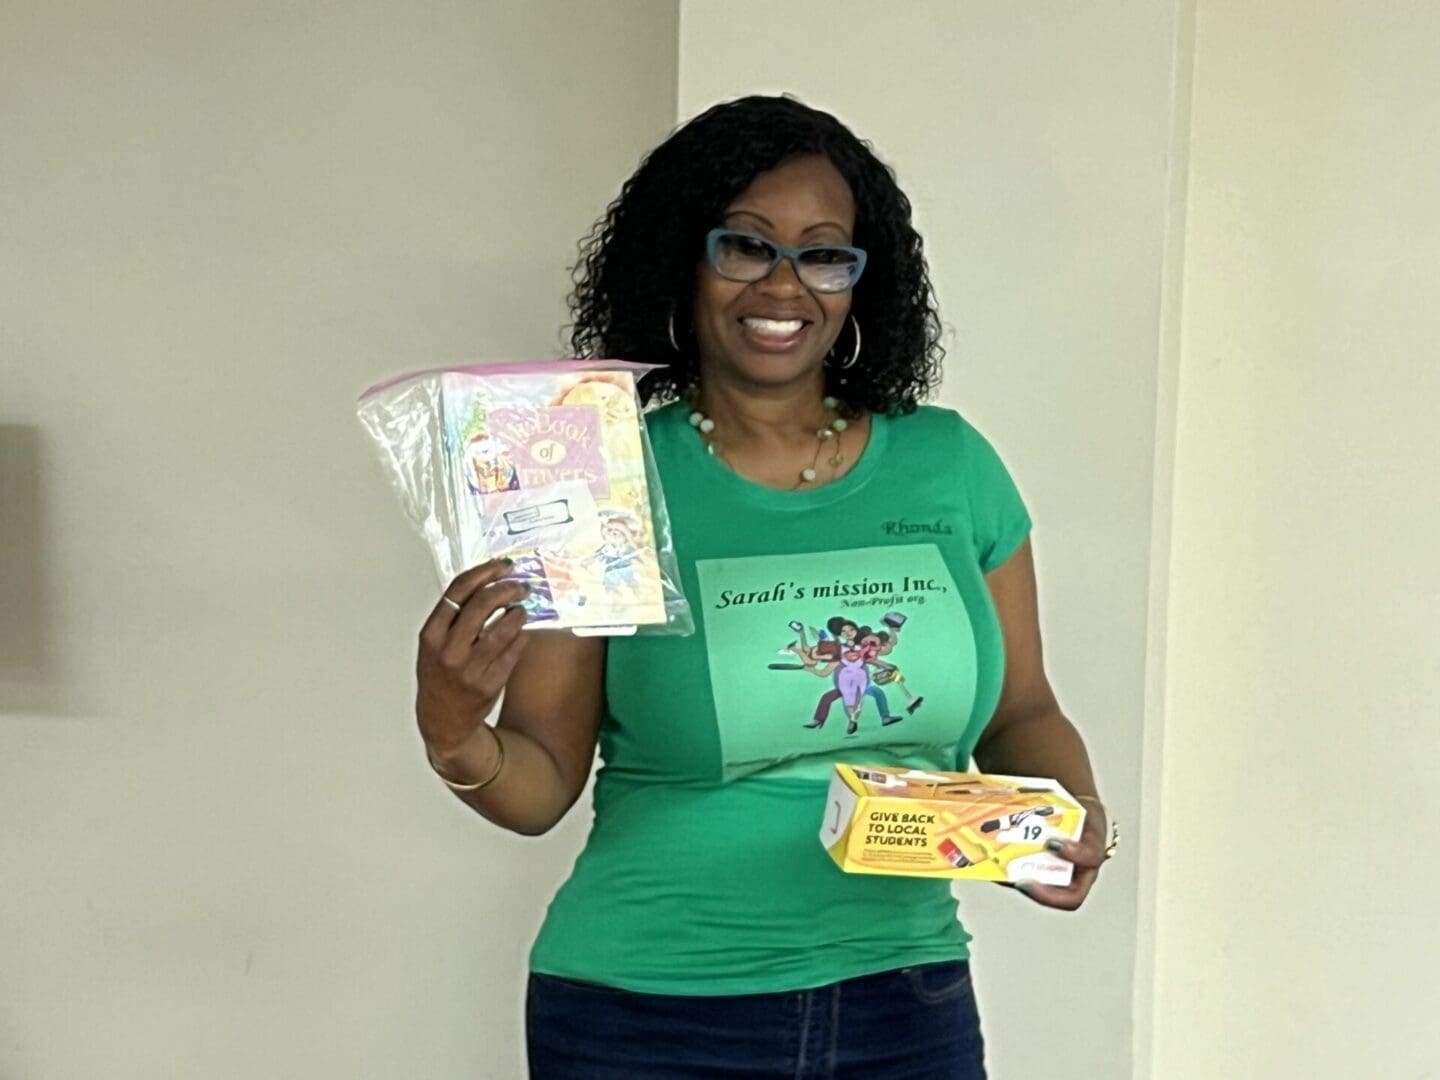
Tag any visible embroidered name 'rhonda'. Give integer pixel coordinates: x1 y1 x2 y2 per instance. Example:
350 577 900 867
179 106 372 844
882 519 953 536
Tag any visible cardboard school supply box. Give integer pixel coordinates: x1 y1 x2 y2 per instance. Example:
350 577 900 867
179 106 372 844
819 764 1086 886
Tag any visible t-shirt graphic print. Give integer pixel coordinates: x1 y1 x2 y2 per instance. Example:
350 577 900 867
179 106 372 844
697 543 977 781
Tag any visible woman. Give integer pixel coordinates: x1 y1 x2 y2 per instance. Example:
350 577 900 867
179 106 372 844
835 638 874 733
414 96 1112 1078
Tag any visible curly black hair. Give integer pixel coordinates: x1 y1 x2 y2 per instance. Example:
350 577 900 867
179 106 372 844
567 95 943 415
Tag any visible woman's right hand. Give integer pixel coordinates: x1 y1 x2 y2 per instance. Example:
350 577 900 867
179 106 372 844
415 558 531 762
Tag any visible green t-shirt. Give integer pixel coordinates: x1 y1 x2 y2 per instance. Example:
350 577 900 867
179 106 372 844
529 401 1032 995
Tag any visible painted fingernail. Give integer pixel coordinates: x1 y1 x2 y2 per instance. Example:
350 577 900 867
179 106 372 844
1015 880 1036 896
501 557 515 567
1045 839 1065 853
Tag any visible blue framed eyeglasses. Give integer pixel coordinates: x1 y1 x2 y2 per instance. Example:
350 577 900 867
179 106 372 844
704 228 867 294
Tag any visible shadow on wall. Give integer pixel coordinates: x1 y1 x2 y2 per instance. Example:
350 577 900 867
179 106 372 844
0 424 74 715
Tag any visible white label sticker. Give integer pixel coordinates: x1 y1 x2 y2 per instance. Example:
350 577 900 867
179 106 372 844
1006 852 1073 887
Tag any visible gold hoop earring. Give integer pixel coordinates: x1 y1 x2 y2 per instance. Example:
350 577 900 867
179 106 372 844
832 315 861 370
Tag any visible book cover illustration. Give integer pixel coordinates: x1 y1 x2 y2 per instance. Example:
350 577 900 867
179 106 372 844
441 370 666 629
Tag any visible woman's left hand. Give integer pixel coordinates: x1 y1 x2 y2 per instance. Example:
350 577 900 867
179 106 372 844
1012 803 1109 912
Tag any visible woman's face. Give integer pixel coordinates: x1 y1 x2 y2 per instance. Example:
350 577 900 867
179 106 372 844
692 154 856 390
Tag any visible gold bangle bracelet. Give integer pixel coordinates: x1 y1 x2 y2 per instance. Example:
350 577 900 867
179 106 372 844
427 729 505 792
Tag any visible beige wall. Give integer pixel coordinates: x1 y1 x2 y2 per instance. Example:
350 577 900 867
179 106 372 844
8 3 1432 1076
679 3 1181 1076
0 3 677 1078
1149 3 1440 1077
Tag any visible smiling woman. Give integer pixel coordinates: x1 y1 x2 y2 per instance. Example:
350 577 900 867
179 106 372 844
411 95 1110 1079
570 96 943 420
694 156 857 389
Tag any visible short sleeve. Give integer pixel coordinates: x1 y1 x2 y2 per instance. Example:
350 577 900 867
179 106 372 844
953 412 1032 573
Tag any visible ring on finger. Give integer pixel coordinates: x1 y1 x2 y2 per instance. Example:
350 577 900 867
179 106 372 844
441 595 462 611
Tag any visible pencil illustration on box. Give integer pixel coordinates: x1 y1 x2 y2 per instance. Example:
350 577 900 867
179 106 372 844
440 369 667 630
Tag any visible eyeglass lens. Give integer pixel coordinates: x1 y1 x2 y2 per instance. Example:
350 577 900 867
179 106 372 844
711 232 861 293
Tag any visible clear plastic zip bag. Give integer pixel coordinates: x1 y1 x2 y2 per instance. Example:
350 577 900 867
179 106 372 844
357 360 693 636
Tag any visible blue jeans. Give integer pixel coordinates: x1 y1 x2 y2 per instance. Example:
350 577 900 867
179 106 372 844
526 961 985 1078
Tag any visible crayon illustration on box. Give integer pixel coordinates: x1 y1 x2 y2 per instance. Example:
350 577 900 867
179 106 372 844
819 764 1085 887
442 370 668 631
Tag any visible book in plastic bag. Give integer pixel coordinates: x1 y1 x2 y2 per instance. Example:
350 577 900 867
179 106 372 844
357 360 692 635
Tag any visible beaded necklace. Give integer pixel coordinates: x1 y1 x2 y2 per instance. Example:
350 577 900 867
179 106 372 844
687 393 852 489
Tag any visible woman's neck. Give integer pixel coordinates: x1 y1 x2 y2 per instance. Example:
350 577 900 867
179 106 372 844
693 371 834 446
687 366 869 491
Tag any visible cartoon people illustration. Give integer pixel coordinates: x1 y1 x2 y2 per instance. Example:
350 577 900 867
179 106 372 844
464 432 520 495
790 637 865 736
833 638 874 734
861 620 924 716
854 631 905 725
775 611 923 734
594 509 650 596
794 619 895 735
869 659 924 715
